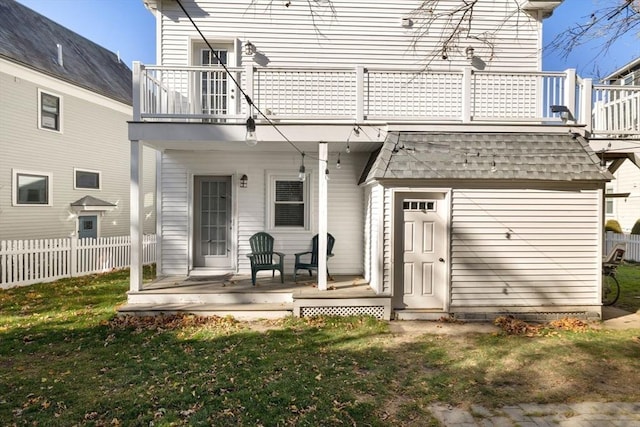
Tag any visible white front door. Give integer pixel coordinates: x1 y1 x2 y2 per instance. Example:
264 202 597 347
395 194 448 310
194 176 232 269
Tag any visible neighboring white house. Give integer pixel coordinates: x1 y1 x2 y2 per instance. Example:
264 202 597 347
124 0 640 321
0 0 156 241
600 57 640 232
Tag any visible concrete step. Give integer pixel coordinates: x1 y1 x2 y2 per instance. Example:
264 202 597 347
126 291 293 305
117 302 294 321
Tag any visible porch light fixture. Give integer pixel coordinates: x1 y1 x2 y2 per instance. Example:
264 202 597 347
244 40 256 55
599 151 608 172
245 117 257 146
299 153 306 181
353 125 360 136
465 46 475 60
240 174 248 188
550 105 574 122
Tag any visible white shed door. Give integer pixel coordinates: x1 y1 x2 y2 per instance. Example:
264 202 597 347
400 198 447 310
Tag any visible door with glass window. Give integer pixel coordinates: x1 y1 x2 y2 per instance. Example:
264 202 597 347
200 48 235 120
194 176 232 269
78 215 98 240
394 194 448 310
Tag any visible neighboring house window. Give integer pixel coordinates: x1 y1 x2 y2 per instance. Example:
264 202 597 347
75 169 101 190
38 89 62 132
13 170 52 206
605 185 614 215
268 173 309 229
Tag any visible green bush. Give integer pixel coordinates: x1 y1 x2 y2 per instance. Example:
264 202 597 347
631 219 640 235
605 219 623 233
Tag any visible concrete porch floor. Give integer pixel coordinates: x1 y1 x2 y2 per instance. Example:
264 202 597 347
140 273 378 298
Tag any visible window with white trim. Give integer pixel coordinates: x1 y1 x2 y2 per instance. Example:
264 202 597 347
13 170 52 206
267 173 309 229
605 184 614 215
74 169 101 190
38 89 62 132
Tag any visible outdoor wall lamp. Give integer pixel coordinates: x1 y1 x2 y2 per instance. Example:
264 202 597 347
465 46 475 60
240 174 248 188
550 105 574 122
244 40 256 55
245 117 257 146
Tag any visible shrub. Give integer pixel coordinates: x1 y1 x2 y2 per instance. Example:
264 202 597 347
605 219 623 234
631 219 640 235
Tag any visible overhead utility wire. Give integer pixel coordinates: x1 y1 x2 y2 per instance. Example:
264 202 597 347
174 0 308 157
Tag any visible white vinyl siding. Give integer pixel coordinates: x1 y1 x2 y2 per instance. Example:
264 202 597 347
158 0 541 72
363 184 385 293
159 150 366 276
450 189 601 308
0 65 156 240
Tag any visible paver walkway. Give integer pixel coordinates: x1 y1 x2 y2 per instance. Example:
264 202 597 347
429 401 640 426
421 308 640 426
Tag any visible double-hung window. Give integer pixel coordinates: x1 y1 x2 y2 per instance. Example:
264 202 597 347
38 89 62 132
13 170 52 206
74 169 101 190
268 173 309 229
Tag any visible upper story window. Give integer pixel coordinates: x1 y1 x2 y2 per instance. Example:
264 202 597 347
74 169 101 190
38 89 62 132
13 169 52 206
267 172 309 230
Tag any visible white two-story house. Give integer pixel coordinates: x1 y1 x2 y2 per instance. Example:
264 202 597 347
0 0 156 241
600 57 640 233
124 0 640 321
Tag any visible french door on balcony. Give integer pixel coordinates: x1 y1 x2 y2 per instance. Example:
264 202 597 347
200 48 235 120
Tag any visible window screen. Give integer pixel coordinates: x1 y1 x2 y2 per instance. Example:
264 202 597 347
274 180 305 227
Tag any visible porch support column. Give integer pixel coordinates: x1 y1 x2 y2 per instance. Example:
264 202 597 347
318 141 328 291
130 139 143 293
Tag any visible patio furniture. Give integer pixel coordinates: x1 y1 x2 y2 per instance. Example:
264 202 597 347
247 232 285 286
294 233 335 281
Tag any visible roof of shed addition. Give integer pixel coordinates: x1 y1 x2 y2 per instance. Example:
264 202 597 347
360 131 611 184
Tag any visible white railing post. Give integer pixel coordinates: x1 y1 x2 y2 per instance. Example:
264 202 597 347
132 62 142 121
245 64 254 116
461 67 472 123
581 78 593 132
564 68 576 122
70 237 78 277
355 66 365 122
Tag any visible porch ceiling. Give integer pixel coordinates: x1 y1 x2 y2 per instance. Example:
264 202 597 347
128 121 385 152
360 131 611 183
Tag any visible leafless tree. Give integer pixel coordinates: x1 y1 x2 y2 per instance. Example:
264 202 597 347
547 0 640 61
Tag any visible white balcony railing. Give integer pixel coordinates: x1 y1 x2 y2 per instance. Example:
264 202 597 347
132 63 640 137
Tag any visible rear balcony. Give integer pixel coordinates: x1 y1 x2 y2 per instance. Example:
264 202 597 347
131 63 640 140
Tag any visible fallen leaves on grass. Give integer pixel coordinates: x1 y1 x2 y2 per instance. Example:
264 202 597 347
494 315 592 336
107 314 239 332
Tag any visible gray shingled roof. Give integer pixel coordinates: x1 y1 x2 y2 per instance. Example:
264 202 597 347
360 131 611 183
71 195 116 208
0 0 132 105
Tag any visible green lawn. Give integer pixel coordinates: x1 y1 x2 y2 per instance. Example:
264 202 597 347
614 263 640 312
1 266 640 426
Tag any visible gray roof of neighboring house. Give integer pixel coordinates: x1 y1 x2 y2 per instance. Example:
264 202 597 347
0 0 132 105
71 195 116 207
360 131 611 184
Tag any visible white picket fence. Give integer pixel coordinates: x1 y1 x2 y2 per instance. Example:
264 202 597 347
0 234 156 289
605 232 640 262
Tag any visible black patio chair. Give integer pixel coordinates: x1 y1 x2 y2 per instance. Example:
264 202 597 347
294 233 335 281
247 232 285 286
